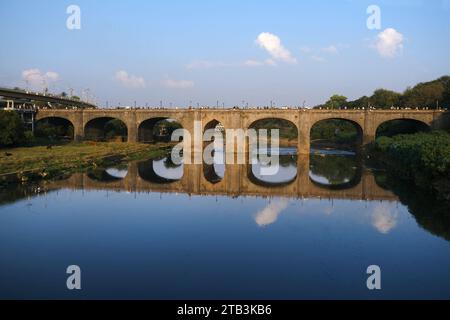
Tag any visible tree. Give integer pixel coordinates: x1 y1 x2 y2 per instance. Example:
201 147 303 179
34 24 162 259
347 96 370 109
0 111 27 147
402 80 446 109
370 89 401 109
325 94 348 109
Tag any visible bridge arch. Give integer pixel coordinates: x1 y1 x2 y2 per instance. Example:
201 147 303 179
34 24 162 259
310 118 363 150
138 117 183 143
375 118 430 138
35 117 75 141
84 117 128 142
248 118 299 150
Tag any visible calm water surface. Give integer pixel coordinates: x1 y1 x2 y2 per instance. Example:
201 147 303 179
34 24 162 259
1 149 449 299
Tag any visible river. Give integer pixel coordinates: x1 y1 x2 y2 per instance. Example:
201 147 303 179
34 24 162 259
0 148 449 299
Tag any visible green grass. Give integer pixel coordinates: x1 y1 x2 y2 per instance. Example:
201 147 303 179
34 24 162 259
0 142 171 178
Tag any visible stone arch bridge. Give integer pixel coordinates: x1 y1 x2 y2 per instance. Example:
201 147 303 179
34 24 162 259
35 108 449 154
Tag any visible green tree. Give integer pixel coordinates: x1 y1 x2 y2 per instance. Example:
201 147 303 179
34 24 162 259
0 111 27 147
402 81 446 109
104 119 127 140
370 89 401 109
325 94 348 109
347 96 370 109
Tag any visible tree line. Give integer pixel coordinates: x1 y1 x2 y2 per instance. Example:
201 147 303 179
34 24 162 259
314 76 450 109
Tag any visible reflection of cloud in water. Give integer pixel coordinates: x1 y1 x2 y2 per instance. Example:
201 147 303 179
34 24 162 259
105 168 128 179
323 205 334 216
255 199 289 227
372 203 398 234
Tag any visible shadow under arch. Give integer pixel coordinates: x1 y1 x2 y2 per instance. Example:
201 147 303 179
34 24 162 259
376 118 430 138
138 117 183 143
84 117 128 142
309 153 363 190
310 118 363 150
35 117 75 140
138 158 183 184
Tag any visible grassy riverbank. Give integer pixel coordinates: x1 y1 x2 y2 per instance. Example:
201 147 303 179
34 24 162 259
0 142 171 183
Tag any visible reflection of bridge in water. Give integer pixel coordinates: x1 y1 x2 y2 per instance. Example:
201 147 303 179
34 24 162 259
46 155 397 201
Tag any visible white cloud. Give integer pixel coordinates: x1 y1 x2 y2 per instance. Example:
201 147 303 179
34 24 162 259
115 70 146 88
373 28 404 58
255 199 289 227
371 203 398 234
256 32 297 64
162 77 194 89
244 59 276 67
22 69 59 90
322 45 338 54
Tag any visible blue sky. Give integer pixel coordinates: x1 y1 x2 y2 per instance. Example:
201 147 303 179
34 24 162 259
0 0 449 107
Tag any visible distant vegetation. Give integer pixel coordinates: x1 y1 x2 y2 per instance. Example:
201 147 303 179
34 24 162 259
314 76 450 109
0 111 33 147
251 119 298 142
371 131 450 198
310 119 359 147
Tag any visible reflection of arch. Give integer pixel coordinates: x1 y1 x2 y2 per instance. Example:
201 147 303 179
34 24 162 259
87 169 124 183
85 117 128 141
138 117 182 143
309 154 362 190
310 118 363 147
138 159 182 184
247 155 298 188
35 117 75 140
203 162 224 184
376 118 430 138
